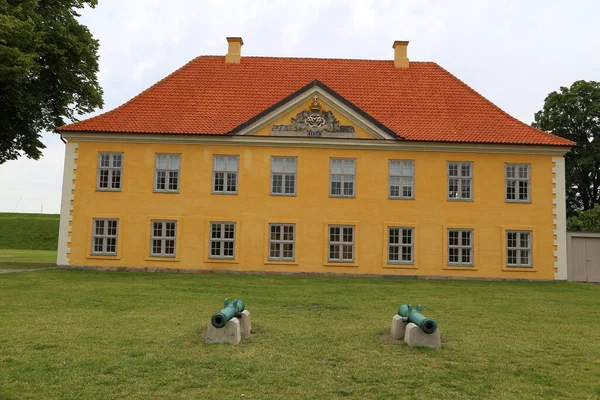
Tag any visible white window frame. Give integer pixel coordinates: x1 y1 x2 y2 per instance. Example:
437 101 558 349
447 229 473 266
389 160 414 199
388 227 414 264
97 152 123 191
212 155 239 194
330 158 356 198
271 157 297 196
268 223 295 261
154 154 180 193
209 222 236 259
150 220 177 257
91 218 119 255
328 225 355 262
447 161 473 200
505 163 531 202
506 230 532 268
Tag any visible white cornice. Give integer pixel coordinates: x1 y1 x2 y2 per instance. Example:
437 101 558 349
60 132 571 156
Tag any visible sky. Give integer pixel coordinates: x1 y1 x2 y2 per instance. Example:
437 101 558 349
0 0 598 214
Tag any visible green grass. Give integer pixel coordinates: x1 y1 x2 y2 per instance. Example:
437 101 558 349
1 271 599 399
0 213 59 251
0 249 56 264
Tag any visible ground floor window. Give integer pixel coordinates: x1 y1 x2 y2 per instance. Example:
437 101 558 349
388 227 413 264
269 224 295 261
328 225 354 262
151 220 177 257
210 222 236 259
92 218 119 255
448 229 473 266
506 231 532 268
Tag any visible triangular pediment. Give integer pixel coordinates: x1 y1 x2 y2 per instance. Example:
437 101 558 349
229 80 401 140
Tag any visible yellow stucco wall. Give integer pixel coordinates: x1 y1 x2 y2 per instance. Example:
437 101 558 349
67 140 557 280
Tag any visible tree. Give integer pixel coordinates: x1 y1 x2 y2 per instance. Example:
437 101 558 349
567 203 600 232
0 0 103 164
533 80 600 214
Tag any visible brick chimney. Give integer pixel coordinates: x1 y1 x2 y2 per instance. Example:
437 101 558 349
393 41 409 68
225 37 244 64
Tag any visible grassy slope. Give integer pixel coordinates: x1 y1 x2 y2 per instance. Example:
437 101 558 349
0 213 59 251
0 271 599 400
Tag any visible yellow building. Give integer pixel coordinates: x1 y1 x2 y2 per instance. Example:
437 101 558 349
57 38 573 280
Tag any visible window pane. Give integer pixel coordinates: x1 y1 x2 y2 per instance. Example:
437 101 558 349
164 239 175 255
211 224 221 239
270 225 281 241
461 181 471 198
168 171 178 190
100 154 110 167
342 245 353 260
94 238 103 252
214 156 226 171
518 165 529 179
401 161 414 176
270 242 280 258
226 173 237 192
449 248 459 263
507 249 517 264
284 175 295 194
331 179 341 195
520 233 529 248
283 225 294 241
214 172 224 192
402 229 412 245
112 154 122 168
342 227 353 243
330 227 340 242
343 160 355 174
448 163 458 177
461 231 471 246
329 245 339 260
170 155 180 169
283 243 294 258
284 158 296 173
272 174 283 193
211 241 221 256
448 231 458 246
506 165 515 178
224 224 235 239
389 246 399 261
402 246 412 262
156 155 168 169
343 180 354 196
99 170 109 188
389 228 399 244
153 222 162 237
223 242 234 257
461 164 471 177
331 159 342 174
390 160 401 175
152 239 162 254
461 248 471 263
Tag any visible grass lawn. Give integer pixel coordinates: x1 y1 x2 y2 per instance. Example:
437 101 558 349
1 271 599 399
0 212 59 251
0 249 57 265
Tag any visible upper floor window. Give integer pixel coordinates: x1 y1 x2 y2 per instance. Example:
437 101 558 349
150 220 177 257
330 158 356 197
271 157 297 196
506 230 532 268
389 160 414 199
447 229 473 267
91 218 118 255
210 222 236 259
213 155 238 194
448 162 473 200
506 164 530 202
388 227 414 264
97 152 123 191
328 225 355 262
154 154 180 193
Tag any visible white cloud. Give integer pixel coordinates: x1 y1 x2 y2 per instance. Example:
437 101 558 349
1 0 599 214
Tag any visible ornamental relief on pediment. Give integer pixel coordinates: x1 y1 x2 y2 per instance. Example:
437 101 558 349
271 96 356 138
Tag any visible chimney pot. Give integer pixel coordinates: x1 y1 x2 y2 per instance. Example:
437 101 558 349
225 37 244 64
392 40 409 68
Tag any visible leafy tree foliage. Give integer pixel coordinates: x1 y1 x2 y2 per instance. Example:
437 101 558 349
533 80 600 214
0 0 103 164
567 203 600 232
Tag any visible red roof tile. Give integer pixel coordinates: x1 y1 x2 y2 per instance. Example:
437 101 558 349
58 56 573 146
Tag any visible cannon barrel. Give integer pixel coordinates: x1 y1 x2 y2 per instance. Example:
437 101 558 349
211 298 245 328
398 304 437 334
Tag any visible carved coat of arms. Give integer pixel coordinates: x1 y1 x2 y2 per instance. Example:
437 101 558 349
272 96 355 137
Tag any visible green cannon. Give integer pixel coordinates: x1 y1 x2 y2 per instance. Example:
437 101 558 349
398 304 437 334
211 298 245 328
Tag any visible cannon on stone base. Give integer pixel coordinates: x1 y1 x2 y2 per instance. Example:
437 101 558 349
211 298 245 328
398 304 437 334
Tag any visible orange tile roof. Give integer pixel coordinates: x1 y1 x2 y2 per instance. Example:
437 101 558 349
58 56 573 146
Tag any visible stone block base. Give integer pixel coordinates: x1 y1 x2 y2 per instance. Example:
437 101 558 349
205 317 241 345
240 310 252 338
404 322 441 349
391 315 408 340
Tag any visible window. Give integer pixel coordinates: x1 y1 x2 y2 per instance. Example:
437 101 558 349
150 220 177 257
154 154 180 192
328 225 354 262
97 153 123 190
506 231 532 268
389 160 414 199
91 219 118 255
269 224 295 261
330 158 356 197
447 229 473 266
213 156 239 194
210 222 236 259
448 162 473 200
506 164 530 202
388 227 414 264
271 157 297 195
